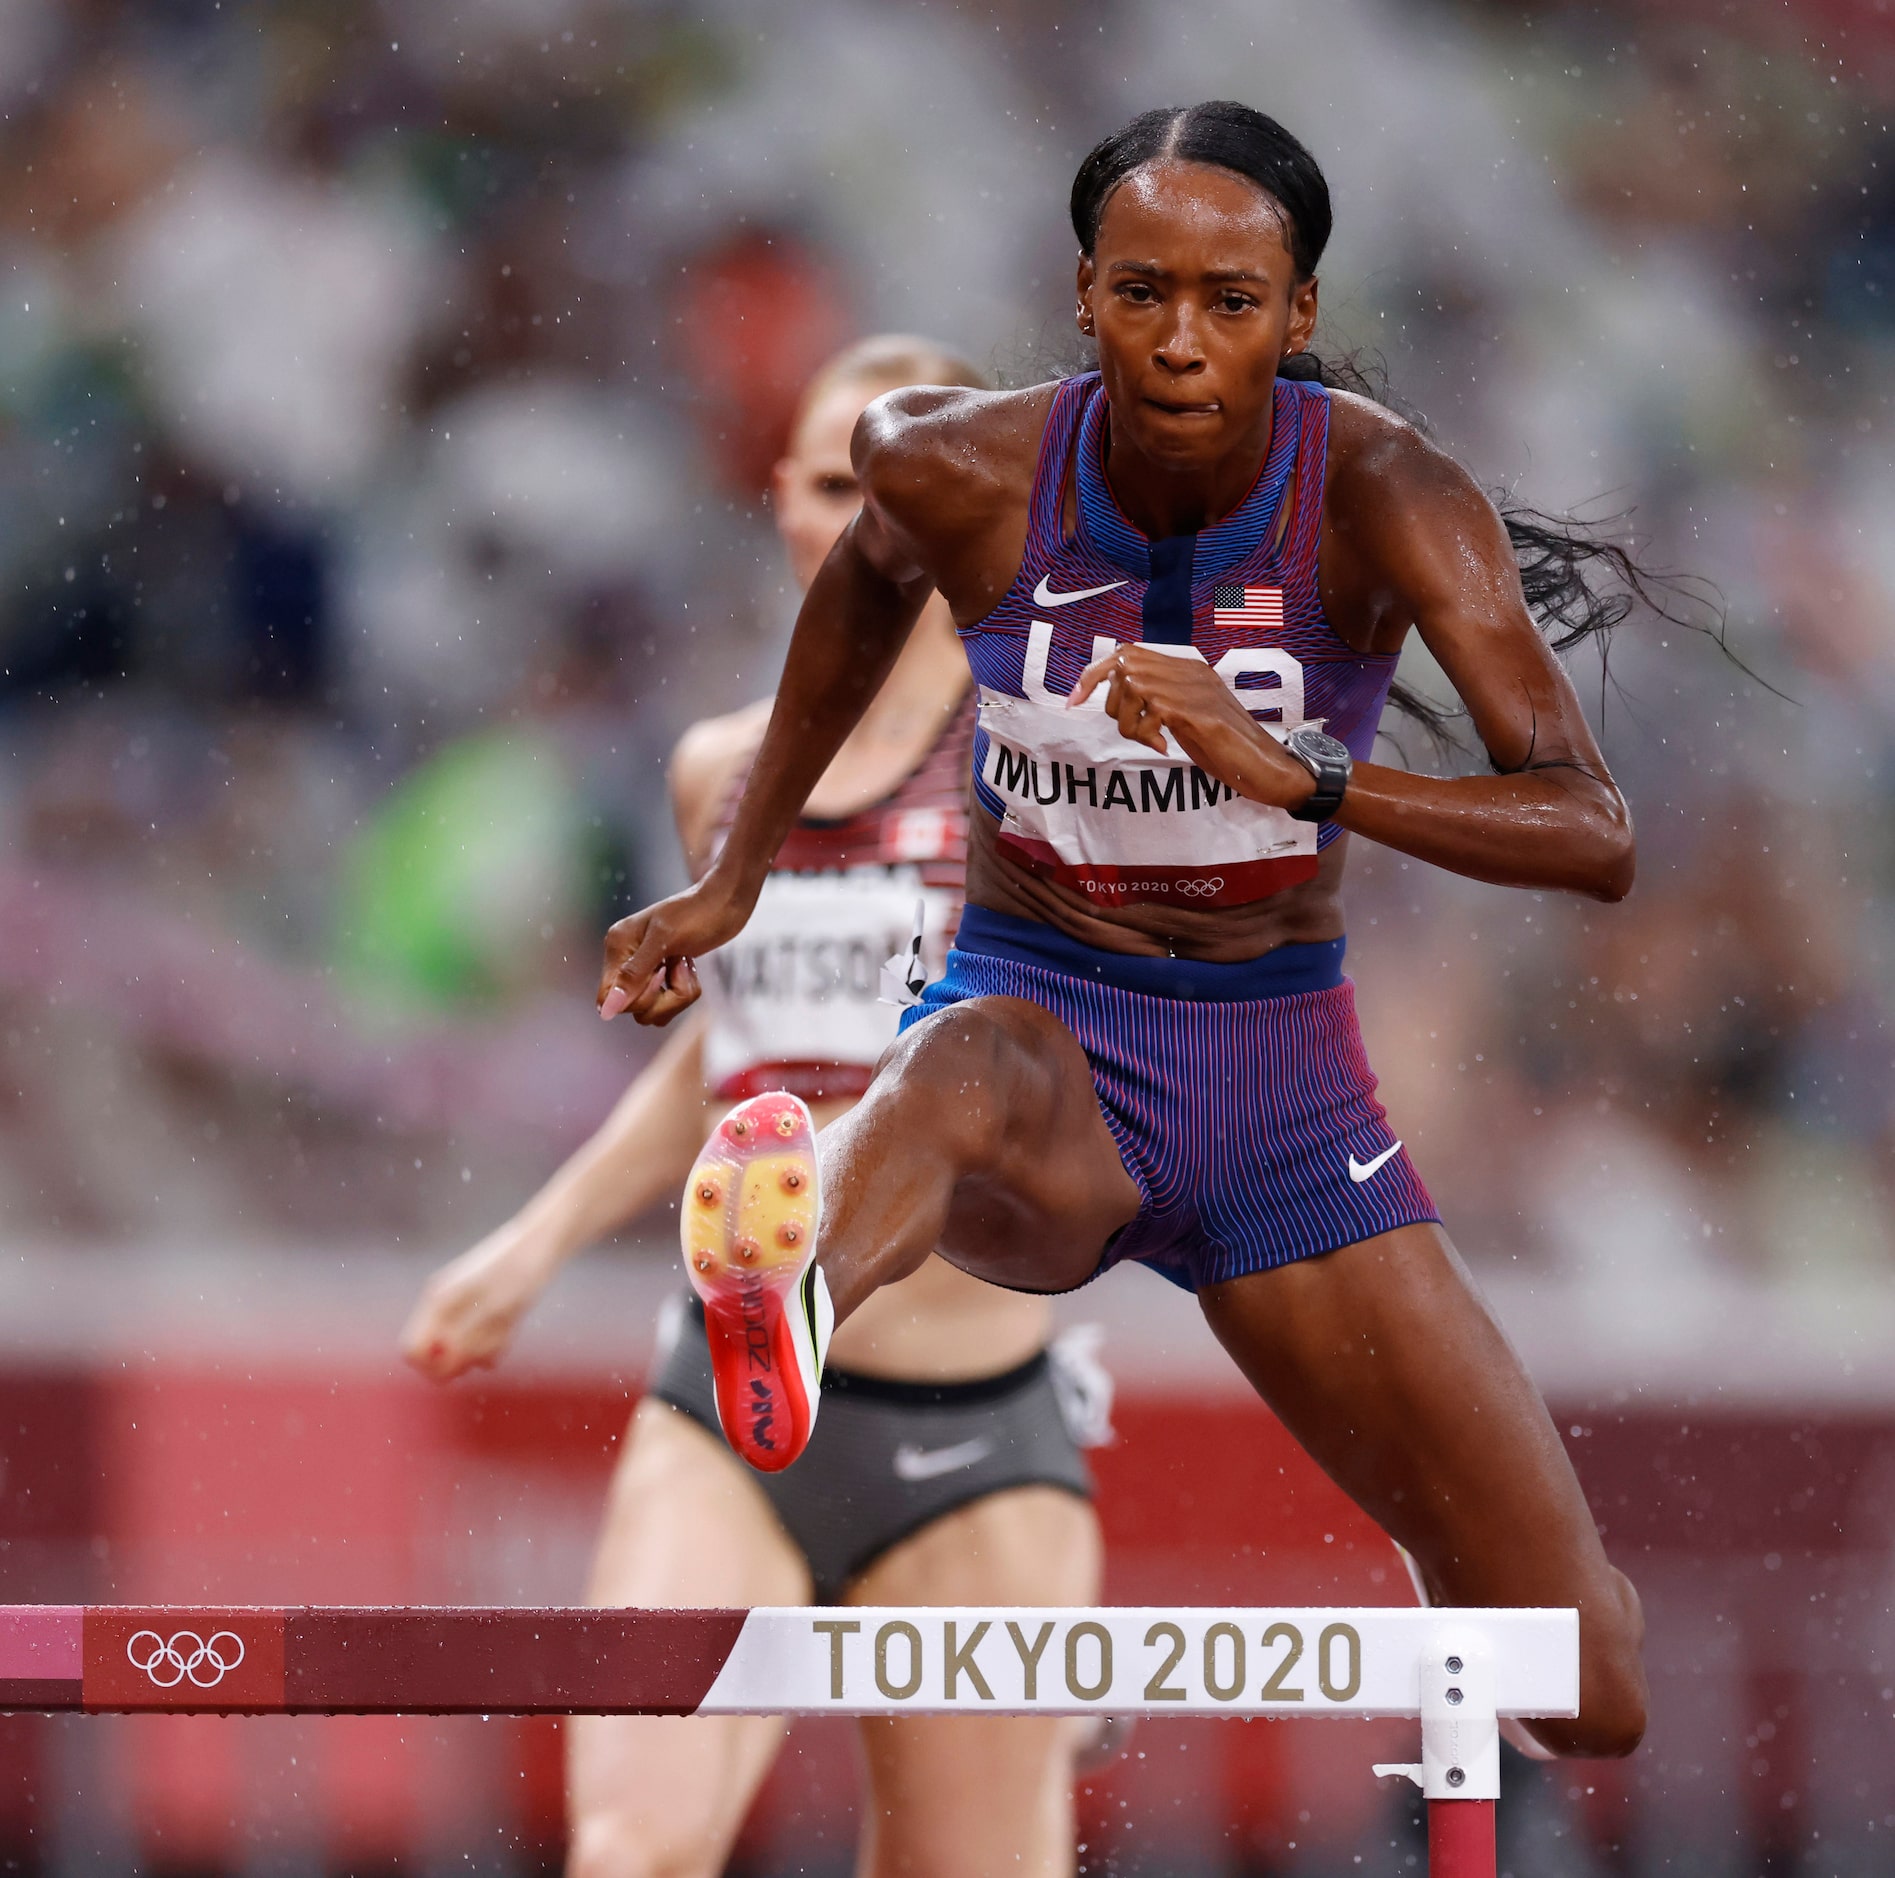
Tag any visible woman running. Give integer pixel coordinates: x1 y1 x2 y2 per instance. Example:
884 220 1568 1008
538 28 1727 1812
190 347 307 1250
599 102 1650 1760
405 336 1105 1878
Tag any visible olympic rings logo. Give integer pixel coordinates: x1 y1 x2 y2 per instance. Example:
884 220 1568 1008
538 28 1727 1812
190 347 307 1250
126 1629 246 1689
1079 876 1226 898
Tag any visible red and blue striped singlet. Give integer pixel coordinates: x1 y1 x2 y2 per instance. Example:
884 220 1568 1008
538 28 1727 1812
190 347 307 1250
965 372 1396 910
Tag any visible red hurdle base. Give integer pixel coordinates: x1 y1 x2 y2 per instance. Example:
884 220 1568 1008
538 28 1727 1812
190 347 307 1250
1428 1799 1497 1878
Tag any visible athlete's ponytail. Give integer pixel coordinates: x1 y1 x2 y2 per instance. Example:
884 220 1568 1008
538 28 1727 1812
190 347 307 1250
1285 348 1729 748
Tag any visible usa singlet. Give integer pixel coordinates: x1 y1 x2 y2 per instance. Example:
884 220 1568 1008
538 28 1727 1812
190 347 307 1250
967 371 1396 909
699 695 974 1101
901 373 1439 1292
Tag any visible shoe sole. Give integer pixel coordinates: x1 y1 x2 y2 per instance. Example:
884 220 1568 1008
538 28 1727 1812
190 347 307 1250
682 1092 821 1472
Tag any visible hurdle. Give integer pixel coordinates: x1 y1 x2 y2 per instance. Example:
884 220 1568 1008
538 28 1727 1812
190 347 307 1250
1 1603 1575 1877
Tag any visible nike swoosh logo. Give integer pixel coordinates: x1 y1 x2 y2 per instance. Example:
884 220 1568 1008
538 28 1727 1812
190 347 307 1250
892 1437 994 1482
1033 574 1127 609
1348 1142 1403 1183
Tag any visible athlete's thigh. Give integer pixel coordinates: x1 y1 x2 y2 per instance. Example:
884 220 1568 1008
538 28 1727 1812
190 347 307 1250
841 993 1142 1294
567 1401 810 1875
844 1488 1102 1878
1197 1222 1612 1604
1204 1224 1650 1757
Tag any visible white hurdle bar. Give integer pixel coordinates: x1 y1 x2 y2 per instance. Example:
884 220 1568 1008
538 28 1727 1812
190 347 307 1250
1 1603 1579 1878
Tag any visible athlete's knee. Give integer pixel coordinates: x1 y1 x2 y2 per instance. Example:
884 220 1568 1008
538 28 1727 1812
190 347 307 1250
566 1810 721 1878
1572 1567 1648 1758
878 1000 1032 1159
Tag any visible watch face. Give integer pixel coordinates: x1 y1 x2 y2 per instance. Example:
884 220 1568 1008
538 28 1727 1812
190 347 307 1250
1285 723 1349 822
1292 726 1349 762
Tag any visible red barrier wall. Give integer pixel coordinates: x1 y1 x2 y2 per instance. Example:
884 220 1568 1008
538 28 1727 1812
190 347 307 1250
3 1363 1892 1873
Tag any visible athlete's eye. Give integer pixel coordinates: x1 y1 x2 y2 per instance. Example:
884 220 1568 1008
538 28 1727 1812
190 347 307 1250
1116 282 1157 304
815 474 858 499
1216 292 1257 314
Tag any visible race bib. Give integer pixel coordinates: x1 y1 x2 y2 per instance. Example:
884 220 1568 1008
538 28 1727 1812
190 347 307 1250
978 676 1318 909
701 870 953 1100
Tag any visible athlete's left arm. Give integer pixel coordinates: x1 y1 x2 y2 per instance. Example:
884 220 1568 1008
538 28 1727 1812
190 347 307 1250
1068 414 1633 901
1317 416 1634 901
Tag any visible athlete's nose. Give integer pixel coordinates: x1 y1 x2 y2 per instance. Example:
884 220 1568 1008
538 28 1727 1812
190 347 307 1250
1153 303 1209 375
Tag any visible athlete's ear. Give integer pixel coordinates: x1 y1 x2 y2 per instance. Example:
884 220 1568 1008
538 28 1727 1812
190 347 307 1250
1286 273 1319 355
1075 252 1097 337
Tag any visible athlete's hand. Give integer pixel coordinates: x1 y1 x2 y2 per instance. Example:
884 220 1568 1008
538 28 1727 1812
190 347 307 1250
1069 645 1318 812
401 1221 555 1383
598 874 752 1025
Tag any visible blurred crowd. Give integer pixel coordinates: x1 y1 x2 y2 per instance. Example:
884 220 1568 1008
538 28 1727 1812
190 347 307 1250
1 0 1891 1294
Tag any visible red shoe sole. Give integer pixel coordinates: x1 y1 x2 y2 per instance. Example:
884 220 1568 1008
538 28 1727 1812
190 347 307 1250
682 1093 821 1472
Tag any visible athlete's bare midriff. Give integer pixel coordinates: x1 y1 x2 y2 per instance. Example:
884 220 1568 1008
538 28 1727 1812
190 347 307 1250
826 1256 1053 1379
965 804 1349 961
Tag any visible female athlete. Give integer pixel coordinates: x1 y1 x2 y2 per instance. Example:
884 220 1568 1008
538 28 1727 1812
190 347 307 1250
406 336 1106 1878
597 104 1651 1761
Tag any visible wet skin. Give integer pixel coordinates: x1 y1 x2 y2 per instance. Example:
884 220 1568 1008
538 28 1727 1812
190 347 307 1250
598 158 1649 1756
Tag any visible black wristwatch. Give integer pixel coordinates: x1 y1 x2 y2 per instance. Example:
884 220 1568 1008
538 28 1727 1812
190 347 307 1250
1283 724 1352 823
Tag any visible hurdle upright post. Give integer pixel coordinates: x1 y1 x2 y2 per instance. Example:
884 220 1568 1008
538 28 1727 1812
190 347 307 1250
1374 1627 1503 1878
1421 1631 1500 1878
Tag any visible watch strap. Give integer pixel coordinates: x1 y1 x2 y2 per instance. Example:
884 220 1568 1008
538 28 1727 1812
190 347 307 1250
1285 729 1350 824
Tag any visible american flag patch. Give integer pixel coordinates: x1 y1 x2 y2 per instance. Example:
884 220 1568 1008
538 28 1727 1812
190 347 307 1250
1212 585 1285 631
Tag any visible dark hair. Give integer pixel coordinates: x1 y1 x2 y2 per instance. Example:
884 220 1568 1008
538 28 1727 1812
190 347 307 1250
1070 101 1332 278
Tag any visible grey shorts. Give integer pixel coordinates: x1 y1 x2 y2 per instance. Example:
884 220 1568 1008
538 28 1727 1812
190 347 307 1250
649 1296 1097 1604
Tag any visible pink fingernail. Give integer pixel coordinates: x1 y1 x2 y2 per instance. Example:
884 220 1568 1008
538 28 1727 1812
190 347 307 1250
600 986 630 1020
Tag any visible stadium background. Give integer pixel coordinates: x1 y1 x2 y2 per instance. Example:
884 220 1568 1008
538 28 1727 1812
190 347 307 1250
3 0 1893 1871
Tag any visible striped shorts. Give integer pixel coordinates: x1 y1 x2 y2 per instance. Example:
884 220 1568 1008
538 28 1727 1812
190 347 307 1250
899 905 1438 1292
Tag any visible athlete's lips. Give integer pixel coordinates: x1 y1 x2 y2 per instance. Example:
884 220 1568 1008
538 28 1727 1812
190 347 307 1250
1143 395 1222 419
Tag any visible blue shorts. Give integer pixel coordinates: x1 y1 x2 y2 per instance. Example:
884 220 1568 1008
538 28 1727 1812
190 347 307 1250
898 905 1438 1292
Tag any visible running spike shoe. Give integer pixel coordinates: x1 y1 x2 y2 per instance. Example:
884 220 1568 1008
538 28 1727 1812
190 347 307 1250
682 1092 832 1472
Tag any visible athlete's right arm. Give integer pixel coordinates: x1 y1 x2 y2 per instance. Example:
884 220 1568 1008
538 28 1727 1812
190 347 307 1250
598 387 1016 1026
403 717 762 1384
400 1013 716 1382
